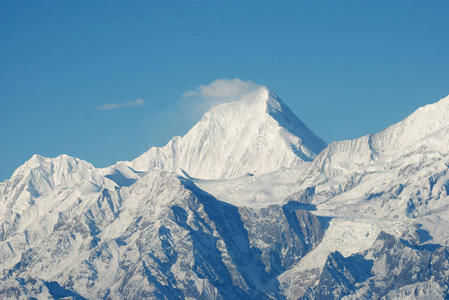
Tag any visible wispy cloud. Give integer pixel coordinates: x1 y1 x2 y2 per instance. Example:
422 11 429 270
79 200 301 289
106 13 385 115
98 98 145 111
181 79 261 117
182 78 260 101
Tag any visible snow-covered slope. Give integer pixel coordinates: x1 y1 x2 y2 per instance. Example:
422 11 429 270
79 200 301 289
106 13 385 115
128 86 326 179
0 166 327 299
0 154 109 221
313 95 449 177
186 93 449 298
1 90 449 299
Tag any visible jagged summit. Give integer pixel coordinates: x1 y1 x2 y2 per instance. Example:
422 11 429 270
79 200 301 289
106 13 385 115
128 86 327 179
13 154 86 174
10 154 97 183
0 154 103 216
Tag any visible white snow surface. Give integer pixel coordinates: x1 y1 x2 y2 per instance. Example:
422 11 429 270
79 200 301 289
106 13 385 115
127 86 326 179
2 89 449 299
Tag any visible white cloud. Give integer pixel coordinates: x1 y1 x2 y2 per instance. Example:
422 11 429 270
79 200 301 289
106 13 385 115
98 98 145 111
183 78 260 101
181 79 261 117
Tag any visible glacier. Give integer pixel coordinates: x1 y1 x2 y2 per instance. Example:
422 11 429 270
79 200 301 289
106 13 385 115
1 87 449 299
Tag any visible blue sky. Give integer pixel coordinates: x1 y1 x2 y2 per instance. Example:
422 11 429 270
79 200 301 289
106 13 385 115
1 1 449 180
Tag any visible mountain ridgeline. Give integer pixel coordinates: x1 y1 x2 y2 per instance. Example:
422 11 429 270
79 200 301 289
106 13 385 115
1 87 449 299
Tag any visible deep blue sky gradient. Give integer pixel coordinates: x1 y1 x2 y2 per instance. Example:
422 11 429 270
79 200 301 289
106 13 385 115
1 0 449 180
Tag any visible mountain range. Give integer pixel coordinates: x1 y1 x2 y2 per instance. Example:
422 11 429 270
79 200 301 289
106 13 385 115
1 86 449 299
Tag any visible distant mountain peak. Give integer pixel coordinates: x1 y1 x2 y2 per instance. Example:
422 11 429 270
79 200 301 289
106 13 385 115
376 94 449 149
13 154 80 176
129 86 326 179
313 93 449 176
3 154 100 213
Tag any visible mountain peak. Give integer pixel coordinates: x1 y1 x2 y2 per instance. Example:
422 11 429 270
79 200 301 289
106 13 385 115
5 154 99 206
129 87 326 179
371 93 449 152
313 93 449 176
14 154 86 176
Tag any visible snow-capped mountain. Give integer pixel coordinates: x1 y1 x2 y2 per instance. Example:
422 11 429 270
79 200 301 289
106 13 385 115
313 94 449 177
1 87 449 299
128 86 327 179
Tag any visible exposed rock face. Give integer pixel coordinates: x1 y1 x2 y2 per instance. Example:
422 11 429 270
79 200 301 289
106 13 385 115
300 232 449 300
0 168 327 299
